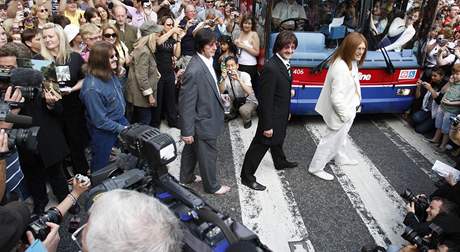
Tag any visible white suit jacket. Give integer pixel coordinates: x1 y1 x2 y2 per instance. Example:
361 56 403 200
315 58 361 130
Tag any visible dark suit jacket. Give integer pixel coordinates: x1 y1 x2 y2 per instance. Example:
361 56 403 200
179 55 224 140
17 96 70 168
117 23 138 53
255 55 291 145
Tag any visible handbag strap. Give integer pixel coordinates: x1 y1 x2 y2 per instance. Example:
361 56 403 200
229 76 237 99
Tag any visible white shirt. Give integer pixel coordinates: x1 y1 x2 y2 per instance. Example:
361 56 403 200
223 71 258 104
383 18 415 52
272 0 306 21
197 52 219 90
276 53 290 70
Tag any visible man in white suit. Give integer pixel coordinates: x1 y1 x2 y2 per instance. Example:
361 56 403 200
308 32 368 181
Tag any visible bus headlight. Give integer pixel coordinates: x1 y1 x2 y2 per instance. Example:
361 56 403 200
396 88 411 96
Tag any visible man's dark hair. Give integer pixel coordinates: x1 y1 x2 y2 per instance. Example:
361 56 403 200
0 43 20 58
50 15 71 28
21 28 39 45
194 28 217 53
431 196 456 214
224 55 238 65
272 30 298 54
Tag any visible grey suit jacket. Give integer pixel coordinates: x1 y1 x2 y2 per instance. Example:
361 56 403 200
179 55 224 140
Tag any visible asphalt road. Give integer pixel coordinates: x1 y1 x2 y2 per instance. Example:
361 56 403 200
55 114 448 252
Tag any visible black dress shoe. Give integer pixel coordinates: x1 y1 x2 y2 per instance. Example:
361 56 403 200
275 161 298 170
241 179 266 191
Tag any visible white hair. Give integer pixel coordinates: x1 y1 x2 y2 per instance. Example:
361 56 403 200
86 189 183 252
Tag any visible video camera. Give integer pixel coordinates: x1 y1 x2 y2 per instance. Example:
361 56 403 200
401 223 444 252
0 67 43 100
400 189 430 221
86 124 270 252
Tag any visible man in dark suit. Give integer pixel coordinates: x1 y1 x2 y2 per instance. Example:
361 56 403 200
113 5 139 52
240 31 299 191
178 28 230 195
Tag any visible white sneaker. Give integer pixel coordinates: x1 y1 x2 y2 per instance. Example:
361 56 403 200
335 159 359 166
309 171 334 181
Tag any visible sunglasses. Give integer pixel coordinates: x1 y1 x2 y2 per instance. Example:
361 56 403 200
110 54 117 59
103 33 117 38
40 8 48 13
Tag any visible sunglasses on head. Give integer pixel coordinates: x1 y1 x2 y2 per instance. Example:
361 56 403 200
104 33 117 38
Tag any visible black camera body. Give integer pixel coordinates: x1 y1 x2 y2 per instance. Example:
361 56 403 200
400 189 430 221
85 124 270 252
401 224 443 252
26 207 63 241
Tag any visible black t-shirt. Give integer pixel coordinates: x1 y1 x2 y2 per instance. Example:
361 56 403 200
180 18 197 56
35 52 85 115
155 36 176 76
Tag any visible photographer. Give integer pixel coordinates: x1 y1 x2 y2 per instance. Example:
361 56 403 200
431 172 460 214
0 42 72 215
23 177 90 252
218 56 257 128
77 189 182 252
387 197 460 252
0 130 31 252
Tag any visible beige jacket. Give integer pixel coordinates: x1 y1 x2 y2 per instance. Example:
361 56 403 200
126 45 161 108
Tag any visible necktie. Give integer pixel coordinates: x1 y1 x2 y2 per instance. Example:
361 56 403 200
287 63 291 77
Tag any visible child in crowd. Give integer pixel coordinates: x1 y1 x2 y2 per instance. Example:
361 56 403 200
429 64 460 151
412 67 446 134
216 35 238 77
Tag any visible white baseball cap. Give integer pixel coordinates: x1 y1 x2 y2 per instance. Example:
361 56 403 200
64 24 80 43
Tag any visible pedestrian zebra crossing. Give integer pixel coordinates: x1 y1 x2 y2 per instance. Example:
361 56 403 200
160 115 444 252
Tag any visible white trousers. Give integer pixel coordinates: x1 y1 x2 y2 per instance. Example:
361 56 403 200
308 117 355 173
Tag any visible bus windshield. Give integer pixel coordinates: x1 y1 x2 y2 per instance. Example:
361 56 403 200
271 0 361 32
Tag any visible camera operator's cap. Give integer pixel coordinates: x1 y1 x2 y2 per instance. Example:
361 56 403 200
140 21 163 37
64 24 80 43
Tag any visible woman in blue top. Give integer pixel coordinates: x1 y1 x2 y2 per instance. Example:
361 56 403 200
80 41 128 172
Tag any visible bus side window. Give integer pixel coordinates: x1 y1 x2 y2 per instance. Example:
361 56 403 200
370 0 389 36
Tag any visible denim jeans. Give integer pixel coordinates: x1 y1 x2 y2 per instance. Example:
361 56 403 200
89 117 128 173
133 106 152 125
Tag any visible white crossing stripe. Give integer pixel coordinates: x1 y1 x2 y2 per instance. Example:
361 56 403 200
379 117 453 167
228 118 314 252
306 120 406 247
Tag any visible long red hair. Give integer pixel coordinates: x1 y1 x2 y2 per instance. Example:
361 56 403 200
330 32 368 69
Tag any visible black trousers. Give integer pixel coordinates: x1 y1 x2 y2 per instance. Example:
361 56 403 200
151 74 178 127
240 138 286 183
21 154 69 214
62 114 90 176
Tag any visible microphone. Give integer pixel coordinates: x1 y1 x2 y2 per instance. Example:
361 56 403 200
10 68 44 87
5 113 33 125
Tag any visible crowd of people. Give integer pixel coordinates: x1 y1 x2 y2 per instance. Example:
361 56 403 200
0 0 460 251
0 0 265 250
408 1 460 157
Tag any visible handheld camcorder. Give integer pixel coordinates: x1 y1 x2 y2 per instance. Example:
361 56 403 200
400 189 430 221
401 223 443 252
0 67 43 100
85 124 270 252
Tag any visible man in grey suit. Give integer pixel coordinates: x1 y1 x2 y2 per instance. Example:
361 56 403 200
178 28 230 195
